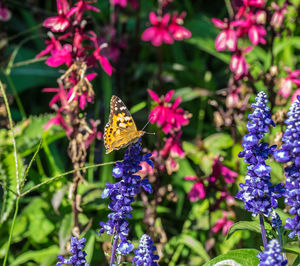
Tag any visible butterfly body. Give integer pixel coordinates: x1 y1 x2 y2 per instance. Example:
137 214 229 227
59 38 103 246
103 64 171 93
104 96 145 154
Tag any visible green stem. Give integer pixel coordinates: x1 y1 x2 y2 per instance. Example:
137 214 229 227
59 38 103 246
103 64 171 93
224 0 234 18
5 75 26 119
3 196 20 266
11 56 46 68
0 80 20 195
20 161 120 197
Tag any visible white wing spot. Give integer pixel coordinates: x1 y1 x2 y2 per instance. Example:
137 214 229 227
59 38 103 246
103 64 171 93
118 100 122 103
120 106 126 110
125 116 131 121
119 122 127 128
115 107 118 111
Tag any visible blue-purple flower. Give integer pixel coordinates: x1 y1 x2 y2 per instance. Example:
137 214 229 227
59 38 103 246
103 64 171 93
99 139 153 255
56 237 89 266
257 239 287 266
132 234 159 266
237 91 283 216
274 97 300 238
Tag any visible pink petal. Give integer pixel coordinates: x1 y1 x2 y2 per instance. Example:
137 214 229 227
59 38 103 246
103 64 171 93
212 18 226 29
291 88 300 103
165 90 175 102
149 12 157 25
226 29 237 51
215 31 227 51
86 73 98 81
248 25 259 45
141 27 156 42
99 56 113 76
161 13 171 26
148 89 160 102
184 176 197 181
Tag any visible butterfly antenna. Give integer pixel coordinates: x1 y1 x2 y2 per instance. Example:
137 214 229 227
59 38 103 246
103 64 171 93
141 114 156 134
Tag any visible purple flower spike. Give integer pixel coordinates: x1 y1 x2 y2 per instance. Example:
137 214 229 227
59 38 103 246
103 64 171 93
132 234 159 266
99 139 153 255
257 239 287 266
237 91 283 216
56 237 89 266
274 99 300 239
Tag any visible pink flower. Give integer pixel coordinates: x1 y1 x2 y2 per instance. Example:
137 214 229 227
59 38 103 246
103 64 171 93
243 0 265 7
89 32 114 75
291 88 300 103
278 69 300 98
212 18 240 51
142 12 173 47
72 0 100 23
0 2 11 21
271 3 288 29
110 0 138 9
139 161 155 178
211 212 234 235
84 120 102 148
230 47 252 79
148 89 190 134
160 132 184 158
187 181 206 202
46 44 73 67
168 12 191 41
226 87 241 108
36 33 64 59
236 11 266 46
44 111 73 136
43 0 73 32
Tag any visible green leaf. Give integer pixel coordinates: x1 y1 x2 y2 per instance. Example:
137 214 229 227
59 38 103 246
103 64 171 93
203 133 234 152
178 235 210 262
130 101 146 114
85 231 96 263
0 152 23 224
186 38 231 64
59 213 73 250
226 221 272 240
23 198 55 243
10 245 59 266
16 114 65 156
203 249 260 266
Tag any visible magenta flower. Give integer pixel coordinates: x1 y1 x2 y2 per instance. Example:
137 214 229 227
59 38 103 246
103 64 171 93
0 2 11 21
212 18 240 51
110 0 138 9
207 157 238 184
226 87 241 108
291 88 300 103
89 32 114 76
44 111 73 136
230 47 252 79
36 33 64 59
168 12 191 41
211 211 234 235
187 181 206 202
71 0 100 22
84 120 102 148
243 0 265 7
160 132 184 158
278 69 300 98
141 12 173 47
236 11 266 46
148 89 190 134
271 2 288 29
43 0 74 32
46 44 73 67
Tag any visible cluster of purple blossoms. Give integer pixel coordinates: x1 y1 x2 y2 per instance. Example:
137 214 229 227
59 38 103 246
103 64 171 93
99 139 153 255
274 96 300 239
237 91 283 216
132 234 159 266
56 237 89 266
257 239 287 266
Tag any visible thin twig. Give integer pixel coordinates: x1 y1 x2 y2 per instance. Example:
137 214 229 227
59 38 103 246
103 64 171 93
11 56 47 68
0 80 20 195
19 139 43 192
3 196 20 266
20 161 120 197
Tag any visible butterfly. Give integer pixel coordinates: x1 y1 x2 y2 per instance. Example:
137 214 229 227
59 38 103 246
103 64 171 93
104 96 145 154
